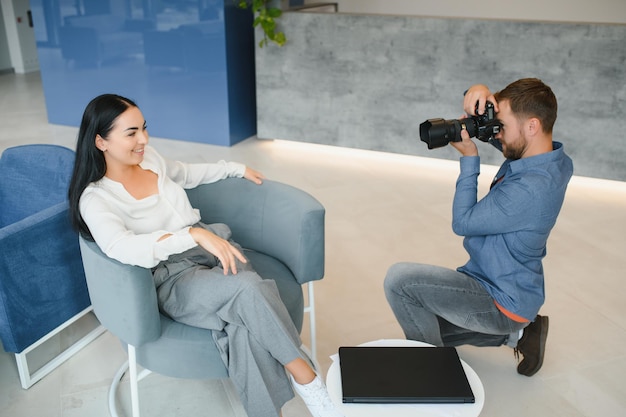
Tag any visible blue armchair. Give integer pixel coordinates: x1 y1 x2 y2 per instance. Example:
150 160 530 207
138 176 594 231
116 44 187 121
0 144 105 389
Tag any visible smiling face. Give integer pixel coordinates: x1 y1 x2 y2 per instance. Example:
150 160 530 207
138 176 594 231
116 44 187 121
495 100 529 160
96 106 148 173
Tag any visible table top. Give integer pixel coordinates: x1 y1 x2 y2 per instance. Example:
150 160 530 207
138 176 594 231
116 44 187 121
325 339 485 417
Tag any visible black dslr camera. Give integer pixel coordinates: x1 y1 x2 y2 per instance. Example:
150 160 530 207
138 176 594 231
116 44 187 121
419 102 501 150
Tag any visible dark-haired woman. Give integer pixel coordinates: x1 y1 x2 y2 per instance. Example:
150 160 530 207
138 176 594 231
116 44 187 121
68 94 343 417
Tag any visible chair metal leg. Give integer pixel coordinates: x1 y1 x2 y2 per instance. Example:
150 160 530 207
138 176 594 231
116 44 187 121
15 306 106 389
108 360 128 417
108 346 153 417
303 281 318 366
128 345 141 417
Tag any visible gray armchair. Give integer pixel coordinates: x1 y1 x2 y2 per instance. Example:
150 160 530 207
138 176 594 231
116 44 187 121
79 178 325 417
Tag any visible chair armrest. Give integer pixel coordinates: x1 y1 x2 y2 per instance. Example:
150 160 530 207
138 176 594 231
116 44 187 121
186 178 325 284
0 203 91 352
79 238 161 347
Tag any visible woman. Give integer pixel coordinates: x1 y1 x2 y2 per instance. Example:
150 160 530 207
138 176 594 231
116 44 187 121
68 94 342 417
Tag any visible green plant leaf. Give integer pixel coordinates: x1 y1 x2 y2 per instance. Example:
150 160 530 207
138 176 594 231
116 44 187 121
260 19 276 34
268 7 282 18
274 32 286 46
235 0 286 47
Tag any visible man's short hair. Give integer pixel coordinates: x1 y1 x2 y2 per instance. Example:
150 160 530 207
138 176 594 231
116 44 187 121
495 78 558 134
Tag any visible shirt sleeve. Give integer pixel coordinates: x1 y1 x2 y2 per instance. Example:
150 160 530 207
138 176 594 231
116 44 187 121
452 156 534 237
161 154 246 188
80 191 197 268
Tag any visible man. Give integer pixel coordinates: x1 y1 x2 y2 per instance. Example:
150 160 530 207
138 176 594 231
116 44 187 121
384 78 573 376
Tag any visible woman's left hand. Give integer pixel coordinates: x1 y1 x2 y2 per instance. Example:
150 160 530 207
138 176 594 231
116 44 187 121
244 167 265 185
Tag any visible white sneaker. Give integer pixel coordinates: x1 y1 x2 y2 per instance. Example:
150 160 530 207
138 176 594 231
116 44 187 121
291 375 344 417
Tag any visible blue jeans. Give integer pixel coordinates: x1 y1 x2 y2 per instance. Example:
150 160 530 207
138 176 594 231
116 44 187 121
384 262 528 348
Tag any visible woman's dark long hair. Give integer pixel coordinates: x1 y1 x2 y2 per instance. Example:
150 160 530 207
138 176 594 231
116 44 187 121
68 94 137 240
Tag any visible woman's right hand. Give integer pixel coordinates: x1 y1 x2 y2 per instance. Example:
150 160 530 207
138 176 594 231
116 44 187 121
189 227 247 275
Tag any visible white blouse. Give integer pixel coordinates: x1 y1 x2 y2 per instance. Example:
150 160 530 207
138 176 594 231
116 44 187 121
79 145 245 268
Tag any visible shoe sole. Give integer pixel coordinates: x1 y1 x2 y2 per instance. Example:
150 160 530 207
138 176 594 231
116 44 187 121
520 315 549 376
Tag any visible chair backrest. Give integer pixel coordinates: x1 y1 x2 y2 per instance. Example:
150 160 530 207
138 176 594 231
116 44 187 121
0 144 75 228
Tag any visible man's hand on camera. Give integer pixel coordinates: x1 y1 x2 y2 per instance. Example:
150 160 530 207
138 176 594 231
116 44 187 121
450 126 479 157
464 84 499 116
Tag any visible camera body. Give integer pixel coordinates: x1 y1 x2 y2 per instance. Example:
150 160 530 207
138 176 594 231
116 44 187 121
419 102 501 150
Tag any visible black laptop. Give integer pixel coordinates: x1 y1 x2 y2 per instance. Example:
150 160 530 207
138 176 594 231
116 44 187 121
338 346 475 404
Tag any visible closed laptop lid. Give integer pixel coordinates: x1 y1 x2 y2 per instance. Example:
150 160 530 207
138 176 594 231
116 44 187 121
338 346 475 404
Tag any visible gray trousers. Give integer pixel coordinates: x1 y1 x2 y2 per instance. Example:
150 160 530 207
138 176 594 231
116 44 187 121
384 262 528 348
152 224 306 417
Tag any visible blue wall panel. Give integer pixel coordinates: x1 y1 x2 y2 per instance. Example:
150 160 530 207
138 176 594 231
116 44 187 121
31 0 256 146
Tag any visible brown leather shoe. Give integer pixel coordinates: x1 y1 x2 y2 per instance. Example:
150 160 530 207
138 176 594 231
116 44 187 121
514 315 549 376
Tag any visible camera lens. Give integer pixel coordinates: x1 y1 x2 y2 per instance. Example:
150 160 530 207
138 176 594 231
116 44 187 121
420 118 470 149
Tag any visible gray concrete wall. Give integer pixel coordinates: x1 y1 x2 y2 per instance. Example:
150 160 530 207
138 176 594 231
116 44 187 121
255 13 626 181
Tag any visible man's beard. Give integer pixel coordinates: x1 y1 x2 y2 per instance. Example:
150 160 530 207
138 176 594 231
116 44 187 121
503 134 527 160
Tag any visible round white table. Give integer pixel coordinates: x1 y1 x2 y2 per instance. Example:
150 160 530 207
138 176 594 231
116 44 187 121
325 339 485 417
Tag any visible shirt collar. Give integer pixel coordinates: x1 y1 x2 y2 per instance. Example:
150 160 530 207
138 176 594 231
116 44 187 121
507 141 565 174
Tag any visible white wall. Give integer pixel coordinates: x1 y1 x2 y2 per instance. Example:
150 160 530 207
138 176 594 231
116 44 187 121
337 0 626 25
1 0 38 73
0 1 12 71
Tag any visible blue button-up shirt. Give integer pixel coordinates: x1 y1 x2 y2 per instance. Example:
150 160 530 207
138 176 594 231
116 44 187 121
453 142 573 321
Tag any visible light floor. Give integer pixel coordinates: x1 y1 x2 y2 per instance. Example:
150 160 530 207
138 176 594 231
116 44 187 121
1 72 626 417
